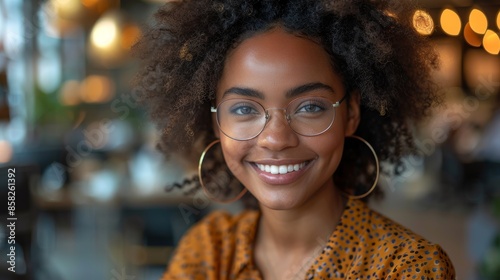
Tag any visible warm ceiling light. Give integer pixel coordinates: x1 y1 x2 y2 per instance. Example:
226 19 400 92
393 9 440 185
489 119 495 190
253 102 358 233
441 9 462 36
469 9 488 35
81 0 100 7
90 17 118 49
464 23 482 47
483 30 500 55
59 80 81 106
497 10 500 30
88 11 139 67
413 10 434 36
49 0 83 20
80 75 115 103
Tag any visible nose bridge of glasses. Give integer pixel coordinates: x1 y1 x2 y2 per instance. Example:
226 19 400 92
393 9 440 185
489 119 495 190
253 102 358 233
265 107 290 122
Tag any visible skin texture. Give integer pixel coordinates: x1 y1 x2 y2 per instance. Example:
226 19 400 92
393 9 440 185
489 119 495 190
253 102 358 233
215 27 360 279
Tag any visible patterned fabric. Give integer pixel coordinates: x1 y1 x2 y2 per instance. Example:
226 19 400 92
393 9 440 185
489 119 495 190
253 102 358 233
162 198 455 279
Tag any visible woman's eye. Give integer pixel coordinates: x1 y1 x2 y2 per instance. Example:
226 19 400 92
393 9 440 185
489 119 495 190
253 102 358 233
231 106 258 115
297 103 324 113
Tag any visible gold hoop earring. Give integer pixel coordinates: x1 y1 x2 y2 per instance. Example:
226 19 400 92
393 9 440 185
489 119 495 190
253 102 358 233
198 140 247 203
343 135 380 200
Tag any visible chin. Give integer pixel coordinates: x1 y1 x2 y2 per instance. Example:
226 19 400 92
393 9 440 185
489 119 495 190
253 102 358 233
256 194 305 211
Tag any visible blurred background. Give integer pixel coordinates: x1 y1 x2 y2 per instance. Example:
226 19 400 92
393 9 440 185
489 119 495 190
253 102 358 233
0 0 499 279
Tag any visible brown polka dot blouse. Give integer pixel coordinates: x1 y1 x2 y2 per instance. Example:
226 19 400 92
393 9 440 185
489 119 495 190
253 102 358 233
162 198 455 279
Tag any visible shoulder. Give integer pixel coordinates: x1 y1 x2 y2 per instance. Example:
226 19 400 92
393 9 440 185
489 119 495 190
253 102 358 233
183 210 259 241
339 199 456 279
172 209 259 252
161 210 259 280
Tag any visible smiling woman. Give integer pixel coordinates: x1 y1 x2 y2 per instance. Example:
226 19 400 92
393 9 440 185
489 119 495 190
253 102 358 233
215 28 353 211
133 0 455 279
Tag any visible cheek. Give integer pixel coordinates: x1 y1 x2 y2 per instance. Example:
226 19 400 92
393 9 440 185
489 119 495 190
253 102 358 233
313 130 345 169
220 138 252 175
320 136 343 156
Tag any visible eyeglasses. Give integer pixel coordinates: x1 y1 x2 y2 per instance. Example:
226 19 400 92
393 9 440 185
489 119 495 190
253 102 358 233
211 95 347 141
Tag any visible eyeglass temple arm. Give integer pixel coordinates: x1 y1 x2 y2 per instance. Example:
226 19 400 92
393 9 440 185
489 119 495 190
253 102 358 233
333 93 348 108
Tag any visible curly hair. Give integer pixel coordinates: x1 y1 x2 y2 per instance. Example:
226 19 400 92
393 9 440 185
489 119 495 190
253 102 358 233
133 0 440 202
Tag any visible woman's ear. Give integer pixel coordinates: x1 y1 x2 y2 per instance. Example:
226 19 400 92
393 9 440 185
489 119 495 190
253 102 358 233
345 90 361 136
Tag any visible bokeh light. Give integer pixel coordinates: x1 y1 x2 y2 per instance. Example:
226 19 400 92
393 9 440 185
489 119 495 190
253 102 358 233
90 18 118 49
413 10 434 36
80 75 115 103
464 23 482 47
497 10 500 30
441 9 462 36
469 9 488 35
88 11 140 67
59 80 81 106
483 30 500 55
49 0 83 20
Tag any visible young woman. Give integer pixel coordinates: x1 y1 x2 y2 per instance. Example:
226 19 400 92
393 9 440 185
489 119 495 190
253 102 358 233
134 0 455 279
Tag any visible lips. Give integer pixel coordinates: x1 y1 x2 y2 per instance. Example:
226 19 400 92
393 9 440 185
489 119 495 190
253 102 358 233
255 162 307 175
250 160 311 185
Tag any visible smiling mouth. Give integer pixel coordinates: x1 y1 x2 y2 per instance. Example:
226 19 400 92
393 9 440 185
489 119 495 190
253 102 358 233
255 162 308 175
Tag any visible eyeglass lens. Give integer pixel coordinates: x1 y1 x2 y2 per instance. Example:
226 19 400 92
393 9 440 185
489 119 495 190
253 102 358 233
215 97 337 140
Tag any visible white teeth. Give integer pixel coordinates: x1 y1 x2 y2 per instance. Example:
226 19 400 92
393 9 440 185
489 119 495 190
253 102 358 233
270 165 279 174
279 165 288 174
256 162 307 175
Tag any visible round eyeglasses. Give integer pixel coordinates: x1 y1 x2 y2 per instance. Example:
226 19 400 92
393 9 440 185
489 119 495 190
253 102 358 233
211 95 347 141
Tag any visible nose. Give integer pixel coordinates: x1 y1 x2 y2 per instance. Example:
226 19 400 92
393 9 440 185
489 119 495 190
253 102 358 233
256 109 299 151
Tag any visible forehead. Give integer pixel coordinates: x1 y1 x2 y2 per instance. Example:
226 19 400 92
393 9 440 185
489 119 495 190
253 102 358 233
217 27 344 99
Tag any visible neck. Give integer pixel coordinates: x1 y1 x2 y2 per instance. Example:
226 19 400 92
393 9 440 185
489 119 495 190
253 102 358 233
256 182 346 254
253 182 346 280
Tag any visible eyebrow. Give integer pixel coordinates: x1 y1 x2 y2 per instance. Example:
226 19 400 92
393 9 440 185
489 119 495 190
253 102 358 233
222 87 265 99
221 82 335 99
286 82 335 98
